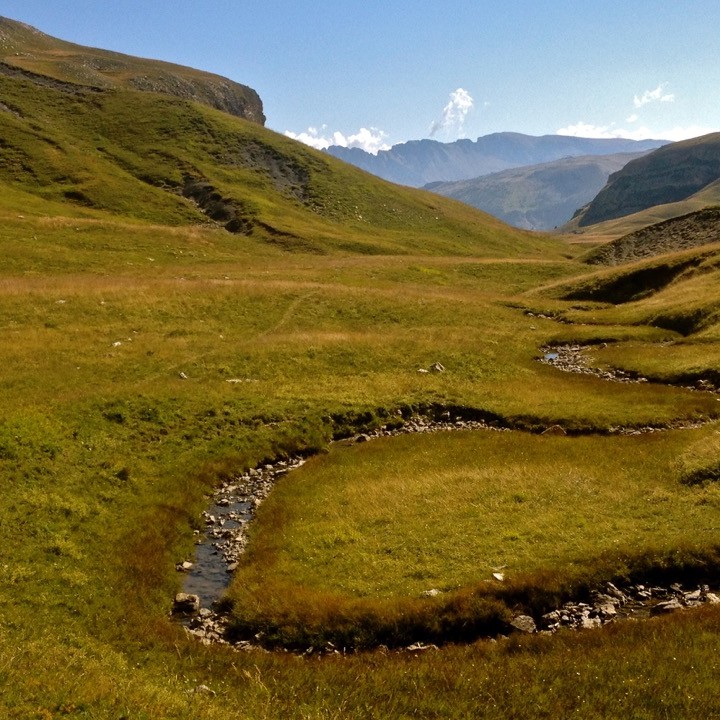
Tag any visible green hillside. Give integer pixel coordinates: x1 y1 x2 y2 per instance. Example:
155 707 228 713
562 178 720 241
0 15 265 123
0 64 555 259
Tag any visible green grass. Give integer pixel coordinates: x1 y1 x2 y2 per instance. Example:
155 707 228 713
2 213 720 716
236 429 720 598
2 44 720 718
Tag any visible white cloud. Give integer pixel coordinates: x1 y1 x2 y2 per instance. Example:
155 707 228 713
557 121 717 142
284 125 391 154
634 83 675 109
626 113 639 123
429 88 474 138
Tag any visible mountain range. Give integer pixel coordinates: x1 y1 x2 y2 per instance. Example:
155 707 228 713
424 152 649 230
325 133 667 187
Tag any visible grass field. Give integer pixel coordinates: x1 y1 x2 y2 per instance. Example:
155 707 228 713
2 42 720 717
2 215 720 717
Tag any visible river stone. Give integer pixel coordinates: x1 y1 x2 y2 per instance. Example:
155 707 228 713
173 593 200 614
510 615 537 634
421 588 441 598
580 615 602 630
542 425 567 436
598 603 617 618
650 599 684 616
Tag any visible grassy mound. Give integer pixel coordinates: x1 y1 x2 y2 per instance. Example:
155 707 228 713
227 428 720 648
583 207 720 266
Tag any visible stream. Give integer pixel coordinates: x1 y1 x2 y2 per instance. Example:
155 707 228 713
173 345 720 650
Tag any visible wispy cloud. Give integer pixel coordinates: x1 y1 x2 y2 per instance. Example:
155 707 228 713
284 125 391 154
633 83 675 109
557 121 715 142
556 81 711 143
429 88 474 138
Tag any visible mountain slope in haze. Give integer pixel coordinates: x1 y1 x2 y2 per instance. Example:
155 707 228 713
326 133 667 187
0 16 265 124
424 152 647 230
0 49 557 259
575 133 720 227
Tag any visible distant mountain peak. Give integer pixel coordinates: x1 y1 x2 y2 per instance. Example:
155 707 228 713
325 132 668 187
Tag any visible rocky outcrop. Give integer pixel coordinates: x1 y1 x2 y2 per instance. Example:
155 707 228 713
0 16 265 124
182 176 255 233
128 72 264 125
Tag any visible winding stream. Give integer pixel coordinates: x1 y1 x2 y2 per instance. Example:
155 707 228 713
174 344 720 649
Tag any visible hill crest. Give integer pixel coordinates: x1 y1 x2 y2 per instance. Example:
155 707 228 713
575 132 720 227
0 15 265 124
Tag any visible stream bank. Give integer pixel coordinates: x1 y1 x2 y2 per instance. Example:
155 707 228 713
173 349 720 652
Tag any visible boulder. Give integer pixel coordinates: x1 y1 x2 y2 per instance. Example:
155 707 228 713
510 615 537 634
542 425 567 436
650 599 684 616
173 593 200 615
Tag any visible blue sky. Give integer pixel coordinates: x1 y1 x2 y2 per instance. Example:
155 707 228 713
3 1 719 152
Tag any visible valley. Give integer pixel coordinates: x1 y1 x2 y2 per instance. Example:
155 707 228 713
1 15 720 720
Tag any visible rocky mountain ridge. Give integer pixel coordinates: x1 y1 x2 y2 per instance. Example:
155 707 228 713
0 16 265 124
326 133 667 187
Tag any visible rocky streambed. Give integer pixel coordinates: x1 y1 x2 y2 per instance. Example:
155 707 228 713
173 413 508 646
172 349 720 652
540 343 719 393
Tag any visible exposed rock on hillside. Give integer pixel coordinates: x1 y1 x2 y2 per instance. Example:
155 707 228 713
0 16 264 124
584 207 720 266
182 176 255 234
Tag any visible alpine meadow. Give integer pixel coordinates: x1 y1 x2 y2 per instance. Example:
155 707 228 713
2 15 720 720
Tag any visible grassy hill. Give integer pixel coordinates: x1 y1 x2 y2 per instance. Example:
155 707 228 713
0 58 555 259
3 17 720 720
582 206 720 266
0 15 265 123
562 178 720 242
